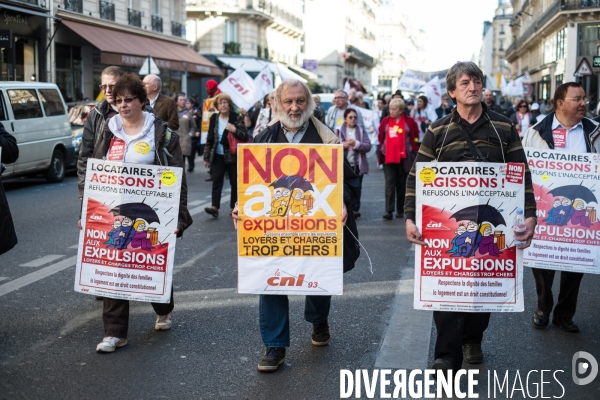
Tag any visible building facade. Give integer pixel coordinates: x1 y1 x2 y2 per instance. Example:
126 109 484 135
186 0 307 97
480 0 513 91
304 0 379 92
0 0 220 102
504 0 600 105
375 0 407 93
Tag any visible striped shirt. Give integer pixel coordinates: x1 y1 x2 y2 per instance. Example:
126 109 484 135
404 103 536 221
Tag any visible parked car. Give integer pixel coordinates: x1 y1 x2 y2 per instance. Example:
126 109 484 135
0 82 74 182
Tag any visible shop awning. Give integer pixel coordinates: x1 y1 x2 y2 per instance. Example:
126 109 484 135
216 56 269 73
288 65 319 80
61 20 220 76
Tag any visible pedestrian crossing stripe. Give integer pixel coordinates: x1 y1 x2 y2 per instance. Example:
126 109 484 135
575 58 593 76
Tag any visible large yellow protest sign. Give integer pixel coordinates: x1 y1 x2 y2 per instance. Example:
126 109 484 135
237 143 344 295
200 97 217 144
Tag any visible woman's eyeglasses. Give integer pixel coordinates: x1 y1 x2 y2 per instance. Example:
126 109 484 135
518 105 528 109
115 97 138 105
347 116 357 120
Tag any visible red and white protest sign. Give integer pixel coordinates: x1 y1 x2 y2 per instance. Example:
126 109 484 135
414 162 525 312
75 160 182 303
523 148 600 274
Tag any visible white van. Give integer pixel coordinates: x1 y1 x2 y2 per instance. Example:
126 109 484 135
0 82 74 182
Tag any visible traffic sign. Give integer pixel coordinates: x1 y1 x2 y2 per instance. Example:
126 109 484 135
575 58 593 76
139 56 160 76
523 82 533 96
594 56 600 68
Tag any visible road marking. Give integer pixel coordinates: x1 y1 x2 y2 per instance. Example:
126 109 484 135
374 268 433 370
68 244 79 249
20 255 65 267
0 256 77 298
188 200 203 206
0 277 8 282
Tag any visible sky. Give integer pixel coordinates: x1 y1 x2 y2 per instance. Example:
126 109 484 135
398 0 499 71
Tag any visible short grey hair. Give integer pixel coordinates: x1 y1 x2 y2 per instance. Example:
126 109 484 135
389 98 405 112
335 89 348 98
275 79 315 113
445 61 484 94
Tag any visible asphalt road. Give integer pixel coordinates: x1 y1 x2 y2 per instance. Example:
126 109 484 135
1 155 599 400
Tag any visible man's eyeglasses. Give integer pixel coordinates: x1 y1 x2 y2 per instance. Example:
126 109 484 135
565 97 589 105
99 84 115 92
334 96 347 100
115 97 138 105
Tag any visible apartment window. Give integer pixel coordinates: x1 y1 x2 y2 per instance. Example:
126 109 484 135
556 28 566 59
555 74 564 86
499 40 504 51
543 35 556 64
224 20 237 43
579 23 600 56
500 24 505 34
152 0 160 15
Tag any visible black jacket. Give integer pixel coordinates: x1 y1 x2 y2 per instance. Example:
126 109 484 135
204 111 248 165
77 100 117 197
0 122 19 255
529 112 600 151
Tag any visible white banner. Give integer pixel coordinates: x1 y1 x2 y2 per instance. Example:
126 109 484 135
419 76 443 110
414 162 525 312
75 160 182 303
355 106 380 140
398 69 448 93
501 76 524 97
523 148 600 274
218 68 257 110
253 65 274 105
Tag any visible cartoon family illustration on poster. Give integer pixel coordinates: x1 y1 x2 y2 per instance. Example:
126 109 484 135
267 175 315 217
103 202 161 251
540 184 597 228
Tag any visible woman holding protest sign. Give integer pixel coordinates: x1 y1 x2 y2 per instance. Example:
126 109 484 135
378 98 419 220
77 73 192 353
203 93 249 218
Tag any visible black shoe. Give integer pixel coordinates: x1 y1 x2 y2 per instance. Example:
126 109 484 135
353 211 361 218
395 213 403 218
552 317 579 333
95 296 104 300
187 169 194 173
431 357 453 371
205 177 213 181
462 343 483 364
257 347 286 372
204 207 219 218
532 310 549 329
311 320 330 346
383 212 393 220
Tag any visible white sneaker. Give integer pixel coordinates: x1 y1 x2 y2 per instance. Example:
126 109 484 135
155 312 173 330
96 336 127 353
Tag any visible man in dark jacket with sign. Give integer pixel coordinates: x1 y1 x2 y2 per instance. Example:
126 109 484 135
233 79 349 373
405 62 537 372
522 82 600 333
0 122 18 255
77 66 124 201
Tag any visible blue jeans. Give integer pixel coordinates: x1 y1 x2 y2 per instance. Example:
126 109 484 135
259 294 331 347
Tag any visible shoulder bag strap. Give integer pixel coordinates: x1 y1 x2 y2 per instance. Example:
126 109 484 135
460 125 487 161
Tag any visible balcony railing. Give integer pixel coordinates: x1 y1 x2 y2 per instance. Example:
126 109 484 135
172 21 183 37
508 0 562 55
99 1 115 21
128 9 142 27
562 0 600 9
151 16 163 33
64 0 83 13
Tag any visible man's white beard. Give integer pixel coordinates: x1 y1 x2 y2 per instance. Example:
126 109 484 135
278 108 311 129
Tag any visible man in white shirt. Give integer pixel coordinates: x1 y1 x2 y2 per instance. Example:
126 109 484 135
522 82 600 333
325 89 364 131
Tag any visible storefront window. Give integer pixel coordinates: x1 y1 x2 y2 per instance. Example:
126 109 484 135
1 36 39 82
55 44 82 102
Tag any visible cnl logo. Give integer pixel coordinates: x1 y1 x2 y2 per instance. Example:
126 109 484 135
89 213 103 221
426 220 443 228
267 269 306 287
